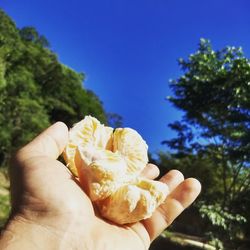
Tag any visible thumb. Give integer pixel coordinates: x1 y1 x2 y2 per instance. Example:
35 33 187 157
18 122 69 160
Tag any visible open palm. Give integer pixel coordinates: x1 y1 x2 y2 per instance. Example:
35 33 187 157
8 122 201 250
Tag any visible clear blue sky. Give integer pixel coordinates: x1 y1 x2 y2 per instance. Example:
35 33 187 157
1 0 250 155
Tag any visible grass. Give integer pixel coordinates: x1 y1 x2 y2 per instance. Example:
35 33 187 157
0 168 10 228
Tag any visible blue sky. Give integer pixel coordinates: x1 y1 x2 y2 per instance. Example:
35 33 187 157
1 0 250 155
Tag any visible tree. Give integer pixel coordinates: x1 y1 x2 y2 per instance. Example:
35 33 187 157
0 9 108 167
162 39 250 246
19 26 50 48
106 112 123 128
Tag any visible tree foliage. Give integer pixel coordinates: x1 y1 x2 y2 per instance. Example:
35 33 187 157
0 9 107 167
160 39 250 246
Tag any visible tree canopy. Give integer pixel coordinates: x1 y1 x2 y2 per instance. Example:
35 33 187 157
0 9 107 167
160 39 250 247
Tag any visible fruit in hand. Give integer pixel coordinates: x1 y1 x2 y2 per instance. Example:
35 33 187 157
64 116 168 224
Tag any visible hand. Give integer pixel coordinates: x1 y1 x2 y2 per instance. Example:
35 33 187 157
0 122 201 250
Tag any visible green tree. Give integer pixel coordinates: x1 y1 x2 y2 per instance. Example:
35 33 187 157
0 9 108 167
161 39 250 245
19 26 50 47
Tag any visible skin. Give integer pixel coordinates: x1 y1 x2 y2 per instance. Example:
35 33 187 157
0 122 201 250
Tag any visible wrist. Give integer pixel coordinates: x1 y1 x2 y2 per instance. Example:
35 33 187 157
0 215 62 249
1 212 90 250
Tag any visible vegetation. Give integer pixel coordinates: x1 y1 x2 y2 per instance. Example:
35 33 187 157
0 168 10 228
0 9 107 168
157 39 250 248
0 9 110 226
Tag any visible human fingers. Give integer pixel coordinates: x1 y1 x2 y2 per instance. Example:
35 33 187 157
143 173 201 241
140 164 160 179
130 169 184 246
16 122 68 161
159 169 184 191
